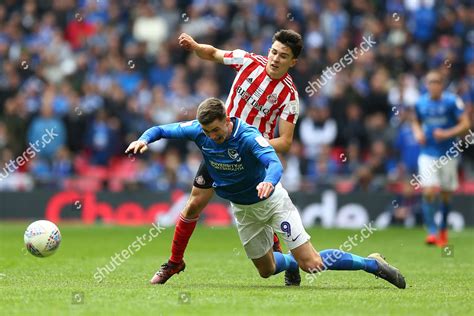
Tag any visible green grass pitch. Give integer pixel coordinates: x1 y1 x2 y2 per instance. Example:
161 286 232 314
1 223 473 315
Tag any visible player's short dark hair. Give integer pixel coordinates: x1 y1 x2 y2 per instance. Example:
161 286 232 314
197 97 227 125
272 29 303 58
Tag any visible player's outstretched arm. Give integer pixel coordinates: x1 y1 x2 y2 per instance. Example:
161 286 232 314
125 125 169 155
178 33 225 63
125 121 199 156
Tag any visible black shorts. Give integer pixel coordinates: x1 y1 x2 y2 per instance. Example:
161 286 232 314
193 161 214 189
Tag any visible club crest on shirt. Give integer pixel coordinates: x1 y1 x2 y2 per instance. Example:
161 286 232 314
267 94 278 104
228 148 241 162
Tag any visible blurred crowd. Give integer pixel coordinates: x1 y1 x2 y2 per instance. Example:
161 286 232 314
0 0 473 194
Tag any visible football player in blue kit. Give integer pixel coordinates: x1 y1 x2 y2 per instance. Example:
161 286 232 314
126 97 406 289
411 70 470 246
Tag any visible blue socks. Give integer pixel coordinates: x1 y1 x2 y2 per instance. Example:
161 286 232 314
273 252 298 275
319 249 378 273
440 200 450 230
422 196 438 235
272 250 378 275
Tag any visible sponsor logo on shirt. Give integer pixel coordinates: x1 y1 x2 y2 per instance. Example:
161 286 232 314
209 161 244 171
236 86 272 115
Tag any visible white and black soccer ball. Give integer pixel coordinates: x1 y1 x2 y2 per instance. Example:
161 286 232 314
24 220 61 257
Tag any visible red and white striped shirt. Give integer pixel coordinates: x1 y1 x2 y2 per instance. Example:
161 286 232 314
223 49 299 140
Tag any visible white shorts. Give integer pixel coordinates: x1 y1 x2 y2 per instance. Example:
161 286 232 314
417 154 459 191
230 183 311 259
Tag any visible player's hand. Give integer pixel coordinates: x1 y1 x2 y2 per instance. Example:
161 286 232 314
433 128 449 142
414 130 426 145
178 33 198 51
125 140 148 155
256 182 274 199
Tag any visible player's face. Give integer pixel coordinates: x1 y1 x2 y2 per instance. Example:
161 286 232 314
426 73 443 98
201 118 231 144
266 41 297 79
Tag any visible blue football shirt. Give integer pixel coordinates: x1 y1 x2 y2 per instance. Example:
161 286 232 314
415 92 465 157
139 118 282 204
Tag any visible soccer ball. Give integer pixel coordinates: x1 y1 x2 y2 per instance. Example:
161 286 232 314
24 220 61 257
